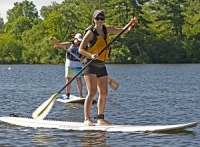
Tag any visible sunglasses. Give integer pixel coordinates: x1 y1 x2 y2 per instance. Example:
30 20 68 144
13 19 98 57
95 17 105 21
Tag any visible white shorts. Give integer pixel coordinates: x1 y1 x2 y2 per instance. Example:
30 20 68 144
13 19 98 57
65 59 82 78
65 66 82 78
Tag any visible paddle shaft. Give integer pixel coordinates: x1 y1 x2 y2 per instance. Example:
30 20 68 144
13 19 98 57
57 20 135 94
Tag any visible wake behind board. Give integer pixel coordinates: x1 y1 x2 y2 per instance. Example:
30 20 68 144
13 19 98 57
57 94 96 104
0 115 197 133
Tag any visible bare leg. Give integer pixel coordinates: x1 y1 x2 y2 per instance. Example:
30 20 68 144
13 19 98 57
66 77 72 98
97 76 111 125
84 74 97 126
76 77 84 98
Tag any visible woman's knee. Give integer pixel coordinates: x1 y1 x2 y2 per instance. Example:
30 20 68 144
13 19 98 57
88 89 97 97
99 90 108 97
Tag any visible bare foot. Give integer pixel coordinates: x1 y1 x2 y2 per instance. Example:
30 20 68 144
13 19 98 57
84 119 95 126
97 119 112 125
80 95 84 98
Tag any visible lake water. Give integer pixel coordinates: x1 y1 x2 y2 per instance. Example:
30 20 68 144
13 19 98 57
0 64 199 146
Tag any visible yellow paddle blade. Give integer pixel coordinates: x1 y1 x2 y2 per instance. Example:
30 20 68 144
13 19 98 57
32 93 58 120
108 77 119 90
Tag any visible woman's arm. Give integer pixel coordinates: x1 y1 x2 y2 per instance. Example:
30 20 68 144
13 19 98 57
49 36 71 49
79 31 97 59
107 17 138 35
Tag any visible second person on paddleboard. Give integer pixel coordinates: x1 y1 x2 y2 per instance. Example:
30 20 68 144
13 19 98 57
50 34 84 99
79 10 138 126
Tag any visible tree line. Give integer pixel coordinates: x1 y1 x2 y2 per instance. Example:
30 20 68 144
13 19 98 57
0 0 199 64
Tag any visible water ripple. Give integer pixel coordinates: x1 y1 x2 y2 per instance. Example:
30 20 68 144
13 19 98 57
0 64 199 146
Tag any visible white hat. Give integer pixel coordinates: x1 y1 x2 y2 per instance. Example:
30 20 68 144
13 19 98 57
74 33 83 41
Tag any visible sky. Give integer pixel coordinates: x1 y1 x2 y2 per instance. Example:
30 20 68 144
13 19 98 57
0 0 64 23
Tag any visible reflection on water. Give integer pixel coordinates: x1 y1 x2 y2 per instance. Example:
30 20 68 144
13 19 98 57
153 129 196 135
31 130 108 147
32 133 54 146
79 131 107 147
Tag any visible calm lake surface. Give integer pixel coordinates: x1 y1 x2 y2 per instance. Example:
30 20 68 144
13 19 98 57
0 64 199 147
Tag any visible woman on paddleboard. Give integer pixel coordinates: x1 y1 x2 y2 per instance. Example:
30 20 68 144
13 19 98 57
50 33 84 99
79 10 138 126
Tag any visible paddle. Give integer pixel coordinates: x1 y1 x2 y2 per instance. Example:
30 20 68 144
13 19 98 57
32 19 136 120
49 36 119 90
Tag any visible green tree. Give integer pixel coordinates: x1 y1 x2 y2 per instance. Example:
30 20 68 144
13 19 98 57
182 0 200 39
40 1 62 20
0 34 24 63
139 0 189 63
7 0 38 23
4 16 33 40
0 16 4 34
21 20 65 64
43 11 67 41
181 0 200 62
21 20 45 47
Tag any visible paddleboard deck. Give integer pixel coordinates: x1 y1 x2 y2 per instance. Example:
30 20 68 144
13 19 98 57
57 94 96 104
0 115 197 133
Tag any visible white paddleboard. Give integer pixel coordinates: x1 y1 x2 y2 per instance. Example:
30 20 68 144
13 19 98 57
0 116 197 133
57 94 97 104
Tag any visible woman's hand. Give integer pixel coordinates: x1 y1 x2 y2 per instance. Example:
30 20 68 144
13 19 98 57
90 53 98 59
54 43 60 48
130 17 138 26
124 17 138 33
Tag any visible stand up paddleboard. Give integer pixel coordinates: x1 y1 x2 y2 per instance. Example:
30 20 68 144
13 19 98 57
0 114 197 133
57 94 97 104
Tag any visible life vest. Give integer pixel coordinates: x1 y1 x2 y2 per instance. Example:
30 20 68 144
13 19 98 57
66 41 80 61
84 25 111 61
